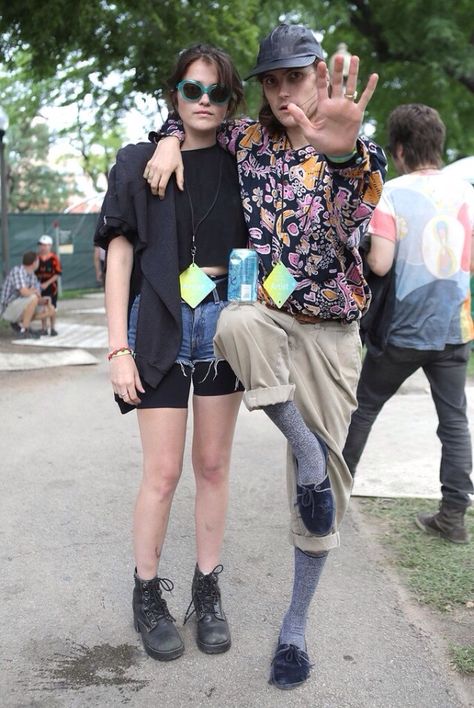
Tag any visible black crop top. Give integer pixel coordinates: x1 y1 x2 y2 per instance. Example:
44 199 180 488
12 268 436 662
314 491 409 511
175 144 248 271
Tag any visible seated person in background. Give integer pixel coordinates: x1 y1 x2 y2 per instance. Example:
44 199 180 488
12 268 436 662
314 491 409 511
0 251 56 339
36 234 61 335
93 246 106 287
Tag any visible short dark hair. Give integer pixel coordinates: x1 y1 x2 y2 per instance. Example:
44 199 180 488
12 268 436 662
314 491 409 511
167 43 244 118
22 251 38 266
257 61 320 137
388 104 446 170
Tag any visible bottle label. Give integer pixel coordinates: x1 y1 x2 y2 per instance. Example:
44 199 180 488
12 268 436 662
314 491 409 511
227 249 258 302
240 284 252 300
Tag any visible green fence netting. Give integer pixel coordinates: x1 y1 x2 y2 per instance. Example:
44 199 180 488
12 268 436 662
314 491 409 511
2 212 99 291
2 213 474 318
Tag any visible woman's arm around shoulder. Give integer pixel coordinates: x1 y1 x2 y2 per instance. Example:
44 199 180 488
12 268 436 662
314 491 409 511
145 116 257 198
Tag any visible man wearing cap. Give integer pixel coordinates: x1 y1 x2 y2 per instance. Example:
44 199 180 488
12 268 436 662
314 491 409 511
145 23 385 690
36 234 61 335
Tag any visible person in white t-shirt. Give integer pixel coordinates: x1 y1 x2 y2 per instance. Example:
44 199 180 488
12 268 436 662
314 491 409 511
344 103 474 544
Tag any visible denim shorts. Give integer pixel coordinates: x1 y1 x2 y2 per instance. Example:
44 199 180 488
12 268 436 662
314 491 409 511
127 282 243 408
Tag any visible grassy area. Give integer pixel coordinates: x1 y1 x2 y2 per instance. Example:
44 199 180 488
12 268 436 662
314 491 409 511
358 497 474 611
61 288 103 300
358 497 474 675
450 645 474 674
468 349 474 379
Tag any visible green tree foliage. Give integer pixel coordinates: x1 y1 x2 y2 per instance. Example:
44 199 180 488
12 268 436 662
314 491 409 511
290 0 474 158
0 0 472 159
0 57 86 211
0 49 129 205
7 121 84 212
0 0 263 190
0 0 260 114
59 101 127 193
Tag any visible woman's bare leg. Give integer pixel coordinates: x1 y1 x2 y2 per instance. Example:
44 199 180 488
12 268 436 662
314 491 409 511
134 407 188 579
191 391 242 573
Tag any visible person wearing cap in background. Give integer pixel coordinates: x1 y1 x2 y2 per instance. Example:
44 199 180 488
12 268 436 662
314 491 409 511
144 23 386 689
36 234 61 335
0 251 56 338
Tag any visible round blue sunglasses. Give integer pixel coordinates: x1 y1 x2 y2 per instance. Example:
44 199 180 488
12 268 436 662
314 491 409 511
176 79 231 105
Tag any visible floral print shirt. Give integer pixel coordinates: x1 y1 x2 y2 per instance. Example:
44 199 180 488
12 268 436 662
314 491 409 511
154 118 386 322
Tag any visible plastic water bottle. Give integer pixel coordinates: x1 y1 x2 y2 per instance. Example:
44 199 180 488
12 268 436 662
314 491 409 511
227 249 258 302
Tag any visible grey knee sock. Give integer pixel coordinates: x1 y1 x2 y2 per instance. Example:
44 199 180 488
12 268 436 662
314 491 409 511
263 401 326 486
279 548 328 650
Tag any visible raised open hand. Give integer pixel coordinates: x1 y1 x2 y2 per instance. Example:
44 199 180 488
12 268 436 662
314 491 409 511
287 55 378 157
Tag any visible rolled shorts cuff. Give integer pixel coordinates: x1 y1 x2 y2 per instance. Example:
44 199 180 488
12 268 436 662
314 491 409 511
289 528 340 553
243 383 295 411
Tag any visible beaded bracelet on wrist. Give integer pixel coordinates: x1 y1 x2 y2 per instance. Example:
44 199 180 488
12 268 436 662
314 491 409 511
107 347 135 361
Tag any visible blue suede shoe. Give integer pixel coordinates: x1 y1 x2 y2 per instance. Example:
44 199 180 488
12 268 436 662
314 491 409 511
296 432 335 536
269 643 312 690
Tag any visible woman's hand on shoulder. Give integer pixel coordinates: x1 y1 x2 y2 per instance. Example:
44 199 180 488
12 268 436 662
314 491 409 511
287 55 378 157
143 137 184 199
110 355 145 405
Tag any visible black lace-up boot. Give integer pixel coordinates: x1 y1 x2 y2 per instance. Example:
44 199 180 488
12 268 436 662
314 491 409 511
415 500 470 544
133 570 184 661
184 564 231 654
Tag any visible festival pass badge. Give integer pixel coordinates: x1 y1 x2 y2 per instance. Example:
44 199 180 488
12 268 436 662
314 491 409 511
179 263 216 308
263 262 297 308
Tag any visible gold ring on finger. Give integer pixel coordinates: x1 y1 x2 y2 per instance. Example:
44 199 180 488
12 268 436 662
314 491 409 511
345 91 357 101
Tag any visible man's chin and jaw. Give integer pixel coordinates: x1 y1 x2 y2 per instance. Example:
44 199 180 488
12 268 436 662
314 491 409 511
266 95 317 131
270 101 318 146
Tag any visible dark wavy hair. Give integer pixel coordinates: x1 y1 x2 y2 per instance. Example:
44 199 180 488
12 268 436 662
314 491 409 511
388 104 446 170
257 60 320 137
167 43 244 118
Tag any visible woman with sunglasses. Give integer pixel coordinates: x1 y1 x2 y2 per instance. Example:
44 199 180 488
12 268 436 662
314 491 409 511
95 44 247 662
144 24 386 689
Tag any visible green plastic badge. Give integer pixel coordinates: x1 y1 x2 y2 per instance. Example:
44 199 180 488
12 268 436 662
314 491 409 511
179 263 216 308
263 261 297 308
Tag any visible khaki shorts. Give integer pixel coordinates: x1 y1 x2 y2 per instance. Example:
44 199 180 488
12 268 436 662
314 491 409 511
2 294 43 323
214 301 362 553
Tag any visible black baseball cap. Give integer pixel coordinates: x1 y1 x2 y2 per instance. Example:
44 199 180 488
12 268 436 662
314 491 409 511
245 24 324 80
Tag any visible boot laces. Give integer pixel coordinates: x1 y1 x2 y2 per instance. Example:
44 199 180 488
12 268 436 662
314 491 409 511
272 643 311 668
296 482 331 518
184 564 223 624
143 577 175 625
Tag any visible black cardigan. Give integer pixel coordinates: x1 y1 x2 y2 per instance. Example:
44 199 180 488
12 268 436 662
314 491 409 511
95 142 182 392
